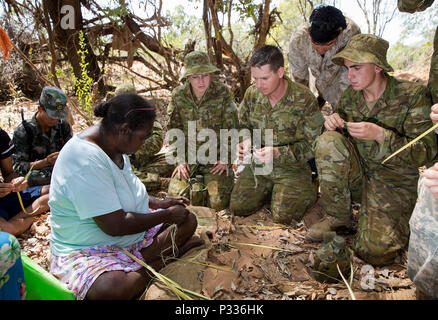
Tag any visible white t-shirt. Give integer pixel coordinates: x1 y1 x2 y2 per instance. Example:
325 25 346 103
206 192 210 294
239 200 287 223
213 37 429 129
49 134 149 256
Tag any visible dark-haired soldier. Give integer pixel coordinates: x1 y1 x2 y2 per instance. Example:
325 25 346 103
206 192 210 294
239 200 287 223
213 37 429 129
288 5 360 111
229 45 325 225
12 86 72 187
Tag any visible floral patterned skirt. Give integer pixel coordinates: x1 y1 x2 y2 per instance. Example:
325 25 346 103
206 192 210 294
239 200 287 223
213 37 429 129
50 224 162 300
0 231 25 300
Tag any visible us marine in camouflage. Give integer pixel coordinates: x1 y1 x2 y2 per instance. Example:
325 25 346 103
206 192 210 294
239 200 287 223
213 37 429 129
399 0 438 300
288 5 361 111
12 86 72 187
229 45 325 225
166 51 239 211
114 84 172 191
307 34 437 266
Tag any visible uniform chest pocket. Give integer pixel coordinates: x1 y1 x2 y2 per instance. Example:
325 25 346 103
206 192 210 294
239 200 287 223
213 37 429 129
198 105 223 130
272 112 297 136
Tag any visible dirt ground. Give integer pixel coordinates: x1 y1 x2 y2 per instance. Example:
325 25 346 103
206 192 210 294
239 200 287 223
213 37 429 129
1 68 428 300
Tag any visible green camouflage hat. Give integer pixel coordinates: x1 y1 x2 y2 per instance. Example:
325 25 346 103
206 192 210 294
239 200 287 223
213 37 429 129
115 83 137 95
179 51 220 81
332 34 394 72
39 86 68 120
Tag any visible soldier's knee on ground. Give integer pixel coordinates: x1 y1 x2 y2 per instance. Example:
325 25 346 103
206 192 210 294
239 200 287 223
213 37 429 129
271 199 312 225
230 188 264 217
205 178 233 211
353 229 401 266
271 210 298 226
168 178 191 198
229 200 260 216
208 196 230 212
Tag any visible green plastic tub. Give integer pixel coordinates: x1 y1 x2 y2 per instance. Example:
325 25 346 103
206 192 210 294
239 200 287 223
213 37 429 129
21 253 75 300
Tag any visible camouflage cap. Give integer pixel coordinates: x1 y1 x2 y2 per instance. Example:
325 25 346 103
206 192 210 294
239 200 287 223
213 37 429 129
332 34 394 72
179 51 220 81
115 83 137 95
39 86 68 120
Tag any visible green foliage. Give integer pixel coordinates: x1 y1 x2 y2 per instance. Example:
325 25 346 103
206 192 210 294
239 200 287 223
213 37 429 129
228 0 260 21
75 30 93 117
398 0 438 43
163 5 204 49
5 87 31 106
269 0 326 51
28 47 33 63
387 41 433 71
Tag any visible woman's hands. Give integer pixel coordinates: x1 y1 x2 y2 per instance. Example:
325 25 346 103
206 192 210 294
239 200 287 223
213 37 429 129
164 204 191 225
149 196 191 225
159 196 190 209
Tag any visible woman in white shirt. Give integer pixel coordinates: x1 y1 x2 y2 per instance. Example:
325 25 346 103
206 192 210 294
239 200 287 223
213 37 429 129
49 93 203 300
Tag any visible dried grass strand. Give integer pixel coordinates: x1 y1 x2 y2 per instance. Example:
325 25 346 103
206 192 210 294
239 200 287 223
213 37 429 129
175 258 235 273
337 263 356 300
230 241 297 253
120 247 211 300
382 123 438 164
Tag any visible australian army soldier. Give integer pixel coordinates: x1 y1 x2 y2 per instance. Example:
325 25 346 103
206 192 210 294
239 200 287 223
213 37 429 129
307 34 437 266
12 86 72 187
166 51 239 211
229 45 325 225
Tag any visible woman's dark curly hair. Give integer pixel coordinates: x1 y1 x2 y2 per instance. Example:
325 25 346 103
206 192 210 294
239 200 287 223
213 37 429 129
93 93 156 133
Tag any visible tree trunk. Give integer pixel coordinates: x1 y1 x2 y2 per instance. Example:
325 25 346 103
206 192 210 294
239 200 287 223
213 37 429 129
44 0 105 93
255 0 271 49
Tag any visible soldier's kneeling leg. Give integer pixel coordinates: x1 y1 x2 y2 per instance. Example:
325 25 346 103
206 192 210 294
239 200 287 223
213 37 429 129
167 177 191 199
229 166 272 216
353 180 412 266
204 171 234 211
270 168 316 225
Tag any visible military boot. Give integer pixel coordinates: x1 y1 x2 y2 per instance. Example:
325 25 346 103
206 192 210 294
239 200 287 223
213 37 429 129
306 215 350 242
303 199 325 228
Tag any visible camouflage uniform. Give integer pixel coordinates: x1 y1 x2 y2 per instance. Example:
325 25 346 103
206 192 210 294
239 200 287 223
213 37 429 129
12 87 72 187
398 0 437 103
130 120 174 191
229 77 325 224
398 0 438 298
113 83 170 191
288 18 361 111
167 51 239 211
313 34 437 265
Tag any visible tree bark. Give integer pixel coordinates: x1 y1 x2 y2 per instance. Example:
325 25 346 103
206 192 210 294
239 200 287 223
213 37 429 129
44 0 104 93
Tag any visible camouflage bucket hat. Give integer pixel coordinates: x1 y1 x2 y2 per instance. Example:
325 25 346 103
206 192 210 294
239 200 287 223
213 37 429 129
332 34 394 72
115 83 136 95
179 51 220 81
39 86 68 120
